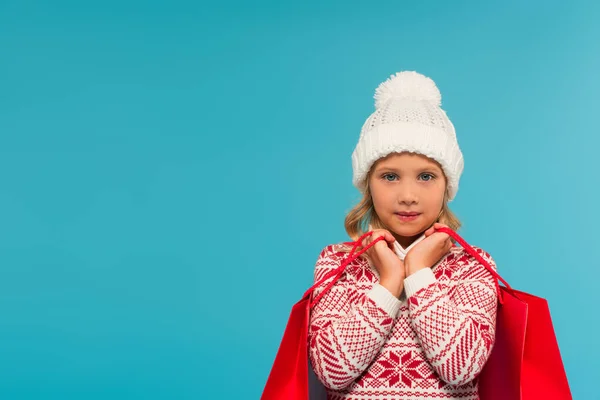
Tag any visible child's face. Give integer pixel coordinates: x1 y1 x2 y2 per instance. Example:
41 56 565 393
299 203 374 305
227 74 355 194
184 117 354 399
368 152 446 244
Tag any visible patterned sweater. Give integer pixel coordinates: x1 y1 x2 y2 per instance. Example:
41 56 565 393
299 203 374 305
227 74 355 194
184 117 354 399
308 242 498 400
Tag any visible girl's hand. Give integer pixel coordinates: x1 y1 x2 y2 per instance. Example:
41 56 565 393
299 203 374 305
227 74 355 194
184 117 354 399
404 223 453 276
359 229 406 297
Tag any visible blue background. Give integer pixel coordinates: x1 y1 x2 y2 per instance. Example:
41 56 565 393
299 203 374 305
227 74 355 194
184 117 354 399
1 0 598 398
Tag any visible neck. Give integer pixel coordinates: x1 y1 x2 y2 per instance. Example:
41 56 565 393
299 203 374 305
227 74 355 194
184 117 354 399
394 232 423 249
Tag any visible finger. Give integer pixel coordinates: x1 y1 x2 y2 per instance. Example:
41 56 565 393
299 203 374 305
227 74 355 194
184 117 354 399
370 235 389 254
369 231 392 251
370 233 386 249
385 231 397 250
431 231 449 243
360 234 371 250
374 232 387 244
434 222 449 230
376 231 394 251
385 231 396 243
442 235 452 251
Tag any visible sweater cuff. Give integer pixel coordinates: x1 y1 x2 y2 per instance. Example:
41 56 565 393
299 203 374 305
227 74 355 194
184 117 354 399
367 283 402 317
404 268 437 298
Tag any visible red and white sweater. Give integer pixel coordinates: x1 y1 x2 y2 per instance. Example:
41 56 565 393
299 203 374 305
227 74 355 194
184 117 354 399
308 241 498 400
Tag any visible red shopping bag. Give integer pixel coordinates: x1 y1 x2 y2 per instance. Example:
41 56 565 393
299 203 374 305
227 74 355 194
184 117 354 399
261 231 379 400
261 227 573 400
435 227 572 400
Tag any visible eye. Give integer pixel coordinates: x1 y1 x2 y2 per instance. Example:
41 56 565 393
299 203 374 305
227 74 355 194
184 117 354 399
420 173 435 181
382 173 397 181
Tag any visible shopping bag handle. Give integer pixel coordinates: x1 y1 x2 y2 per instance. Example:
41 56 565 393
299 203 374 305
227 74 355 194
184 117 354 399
306 226 512 308
305 231 386 308
435 226 513 304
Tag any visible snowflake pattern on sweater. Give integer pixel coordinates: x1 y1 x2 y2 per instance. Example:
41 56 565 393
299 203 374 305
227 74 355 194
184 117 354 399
308 243 498 400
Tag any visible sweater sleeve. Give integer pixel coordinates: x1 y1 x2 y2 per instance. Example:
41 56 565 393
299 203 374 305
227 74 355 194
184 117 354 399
403 247 498 386
307 244 402 391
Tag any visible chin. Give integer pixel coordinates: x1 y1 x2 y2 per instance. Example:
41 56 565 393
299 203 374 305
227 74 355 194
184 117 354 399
388 218 428 236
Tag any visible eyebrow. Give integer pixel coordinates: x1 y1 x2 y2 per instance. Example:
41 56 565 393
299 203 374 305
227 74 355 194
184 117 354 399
375 165 441 173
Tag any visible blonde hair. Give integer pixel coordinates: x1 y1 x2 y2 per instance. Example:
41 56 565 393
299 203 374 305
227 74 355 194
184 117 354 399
342 159 462 251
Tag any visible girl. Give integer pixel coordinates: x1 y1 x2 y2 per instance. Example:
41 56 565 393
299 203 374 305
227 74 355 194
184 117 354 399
308 71 498 400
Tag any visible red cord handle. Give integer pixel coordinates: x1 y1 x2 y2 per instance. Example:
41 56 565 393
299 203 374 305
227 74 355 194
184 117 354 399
307 226 511 308
305 231 386 308
434 227 512 304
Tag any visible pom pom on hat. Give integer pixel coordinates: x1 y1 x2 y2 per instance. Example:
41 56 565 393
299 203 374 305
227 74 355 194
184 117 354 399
374 71 442 109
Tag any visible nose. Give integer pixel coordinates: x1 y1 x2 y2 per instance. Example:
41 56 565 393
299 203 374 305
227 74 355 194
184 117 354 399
396 183 419 205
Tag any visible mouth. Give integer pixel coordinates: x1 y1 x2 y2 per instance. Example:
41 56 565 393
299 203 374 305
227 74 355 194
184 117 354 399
395 212 421 222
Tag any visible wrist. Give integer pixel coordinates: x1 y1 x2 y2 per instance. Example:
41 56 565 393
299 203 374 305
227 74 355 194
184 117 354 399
379 278 404 298
404 259 423 276
403 268 437 298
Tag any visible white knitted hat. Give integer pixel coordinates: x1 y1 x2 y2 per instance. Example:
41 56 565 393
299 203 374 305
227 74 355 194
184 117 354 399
351 71 464 201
